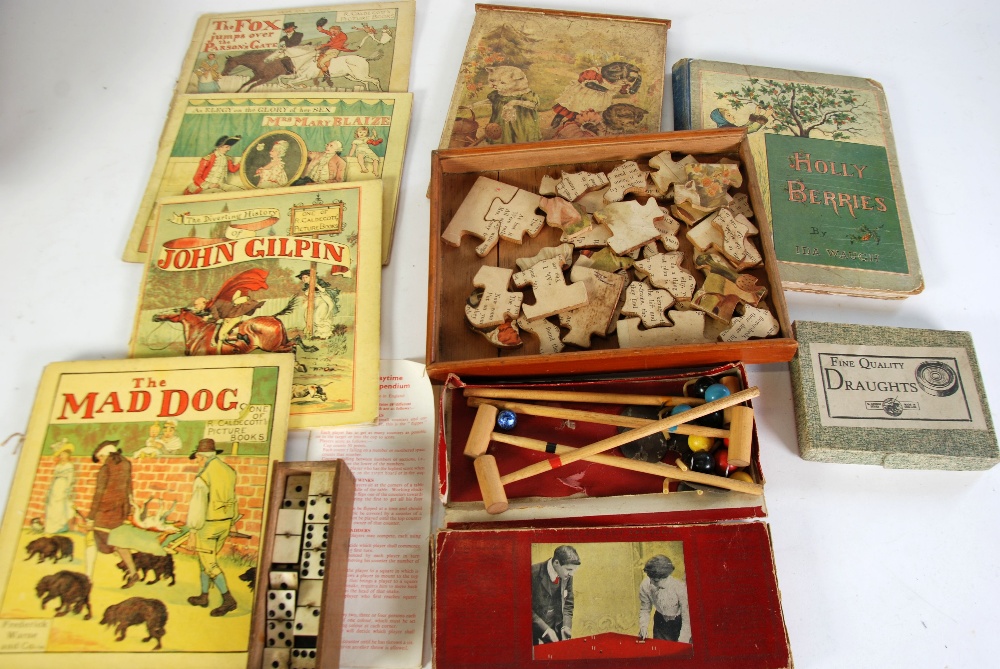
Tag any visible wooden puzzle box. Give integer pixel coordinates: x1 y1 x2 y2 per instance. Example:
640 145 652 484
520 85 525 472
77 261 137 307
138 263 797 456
432 367 793 668
426 128 798 382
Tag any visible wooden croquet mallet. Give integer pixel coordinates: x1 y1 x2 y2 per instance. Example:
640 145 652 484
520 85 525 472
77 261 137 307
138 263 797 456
488 432 763 496
464 396 731 440
463 387 705 407
471 386 760 513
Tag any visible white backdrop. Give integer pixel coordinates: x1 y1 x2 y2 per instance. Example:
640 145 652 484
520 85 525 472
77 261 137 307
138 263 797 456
1 1 998 667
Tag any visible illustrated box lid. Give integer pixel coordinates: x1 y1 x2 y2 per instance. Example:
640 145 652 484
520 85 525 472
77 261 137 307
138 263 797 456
433 522 791 668
789 320 998 469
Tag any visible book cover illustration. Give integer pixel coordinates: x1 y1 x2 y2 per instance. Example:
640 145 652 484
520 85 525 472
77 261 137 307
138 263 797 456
130 183 382 430
439 5 669 149
124 93 411 265
179 2 414 95
673 60 922 298
0 355 294 666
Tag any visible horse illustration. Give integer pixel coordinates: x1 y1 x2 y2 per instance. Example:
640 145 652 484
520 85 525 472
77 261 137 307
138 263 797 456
153 308 298 356
222 46 383 92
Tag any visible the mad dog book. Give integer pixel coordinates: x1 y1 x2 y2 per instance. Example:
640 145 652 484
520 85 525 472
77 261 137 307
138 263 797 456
0 355 293 666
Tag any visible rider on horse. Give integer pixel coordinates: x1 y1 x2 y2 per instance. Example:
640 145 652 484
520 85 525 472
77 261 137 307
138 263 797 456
205 269 269 352
315 18 356 86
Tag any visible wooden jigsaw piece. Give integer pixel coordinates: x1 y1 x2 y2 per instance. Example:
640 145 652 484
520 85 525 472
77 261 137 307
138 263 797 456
537 196 582 230
687 208 759 254
694 252 768 305
603 161 648 204
465 266 523 329
594 199 664 255
515 243 574 271
713 208 762 268
441 176 515 255
634 252 696 300
648 152 697 192
539 175 559 196
562 223 611 248
556 170 610 201
616 311 714 349
558 266 627 348
621 281 675 328
719 305 780 341
512 257 589 321
441 176 544 255
516 315 564 354
728 192 754 218
670 199 715 227
486 188 545 244
653 211 681 251
574 247 635 273
576 187 611 214
677 163 743 209
470 318 522 348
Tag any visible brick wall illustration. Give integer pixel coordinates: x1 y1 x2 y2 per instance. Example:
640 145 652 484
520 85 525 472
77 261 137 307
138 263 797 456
25 455 269 553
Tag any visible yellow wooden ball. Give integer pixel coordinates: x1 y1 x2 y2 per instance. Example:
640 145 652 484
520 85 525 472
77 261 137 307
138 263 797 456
687 435 714 452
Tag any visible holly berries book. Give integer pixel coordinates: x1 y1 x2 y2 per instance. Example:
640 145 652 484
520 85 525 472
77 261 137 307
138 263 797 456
673 59 923 299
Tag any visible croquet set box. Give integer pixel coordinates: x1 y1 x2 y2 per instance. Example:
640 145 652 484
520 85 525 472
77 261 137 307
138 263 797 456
425 128 798 382
432 366 793 668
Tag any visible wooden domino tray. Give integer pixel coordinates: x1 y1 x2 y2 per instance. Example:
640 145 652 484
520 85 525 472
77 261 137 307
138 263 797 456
247 461 355 669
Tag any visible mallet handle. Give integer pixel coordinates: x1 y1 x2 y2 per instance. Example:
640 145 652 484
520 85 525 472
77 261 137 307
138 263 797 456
467 397 728 438
464 387 704 407
498 387 760 486
491 432 762 496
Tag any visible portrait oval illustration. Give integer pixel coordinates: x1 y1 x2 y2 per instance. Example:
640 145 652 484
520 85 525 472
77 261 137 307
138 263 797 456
240 130 308 189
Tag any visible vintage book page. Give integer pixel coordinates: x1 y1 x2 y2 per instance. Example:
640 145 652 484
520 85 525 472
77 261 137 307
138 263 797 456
308 360 435 668
177 2 414 96
0 355 294 667
130 183 382 430
123 93 412 265
439 5 669 149
674 59 922 298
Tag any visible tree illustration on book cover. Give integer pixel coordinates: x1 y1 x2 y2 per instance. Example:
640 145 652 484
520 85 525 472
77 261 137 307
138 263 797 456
0 357 292 662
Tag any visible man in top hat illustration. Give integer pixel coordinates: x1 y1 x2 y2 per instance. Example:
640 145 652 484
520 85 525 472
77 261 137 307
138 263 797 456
183 135 243 195
267 22 304 75
186 438 240 617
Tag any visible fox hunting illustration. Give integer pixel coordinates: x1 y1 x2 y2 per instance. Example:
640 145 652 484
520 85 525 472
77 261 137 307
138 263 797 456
0 356 293 665
123 93 411 265
440 6 669 149
179 2 414 95
130 183 382 430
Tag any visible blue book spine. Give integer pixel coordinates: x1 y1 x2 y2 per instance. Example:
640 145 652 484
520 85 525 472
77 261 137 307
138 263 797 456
671 59 693 130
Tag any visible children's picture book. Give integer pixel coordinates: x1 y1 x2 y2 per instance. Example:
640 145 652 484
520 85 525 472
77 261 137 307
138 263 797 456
130 182 383 430
177 2 414 96
123 93 411 265
673 60 922 299
439 5 669 149
0 355 294 666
